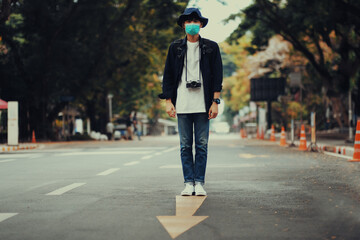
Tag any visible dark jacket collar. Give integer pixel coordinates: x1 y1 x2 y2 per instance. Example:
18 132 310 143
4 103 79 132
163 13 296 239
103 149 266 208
179 35 205 47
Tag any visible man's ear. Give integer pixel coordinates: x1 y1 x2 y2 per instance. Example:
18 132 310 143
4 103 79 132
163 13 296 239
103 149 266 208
200 22 203 28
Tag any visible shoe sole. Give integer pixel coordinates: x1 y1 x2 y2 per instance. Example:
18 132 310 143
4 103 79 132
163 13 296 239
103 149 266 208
181 193 191 196
195 193 207 196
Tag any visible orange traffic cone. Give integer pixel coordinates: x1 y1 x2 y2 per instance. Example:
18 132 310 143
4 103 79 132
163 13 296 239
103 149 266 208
32 130 36 143
270 125 276 141
280 126 287 146
240 129 244 139
261 127 264 140
349 120 360 162
299 124 307 150
256 127 260 139
244 128 247 138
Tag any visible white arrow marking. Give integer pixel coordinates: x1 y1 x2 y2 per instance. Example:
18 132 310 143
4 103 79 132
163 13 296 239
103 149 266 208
157 196 208 239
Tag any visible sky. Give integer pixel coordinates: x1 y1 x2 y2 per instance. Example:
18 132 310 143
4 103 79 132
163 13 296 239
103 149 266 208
186 0 253 43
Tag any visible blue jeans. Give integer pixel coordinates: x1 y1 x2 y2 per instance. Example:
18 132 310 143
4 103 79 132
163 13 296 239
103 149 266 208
177 113 209 184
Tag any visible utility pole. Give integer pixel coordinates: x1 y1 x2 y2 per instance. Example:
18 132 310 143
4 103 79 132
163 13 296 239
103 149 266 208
107 94 113 122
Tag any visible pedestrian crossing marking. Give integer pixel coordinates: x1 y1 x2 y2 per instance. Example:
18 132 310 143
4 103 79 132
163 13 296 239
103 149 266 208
0 213 18 223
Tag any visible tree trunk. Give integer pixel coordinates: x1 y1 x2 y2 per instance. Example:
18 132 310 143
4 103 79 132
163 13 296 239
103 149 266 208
330 97 348 128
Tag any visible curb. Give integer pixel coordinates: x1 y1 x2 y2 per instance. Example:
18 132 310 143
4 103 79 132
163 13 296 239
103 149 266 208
0 144 38 153
290 141 354 157
248 136 354 158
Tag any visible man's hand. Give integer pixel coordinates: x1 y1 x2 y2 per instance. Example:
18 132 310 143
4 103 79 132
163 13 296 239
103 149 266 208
208 102 218 119
166 100 176 118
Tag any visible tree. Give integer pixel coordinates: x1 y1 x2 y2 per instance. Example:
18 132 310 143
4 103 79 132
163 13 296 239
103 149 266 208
228 0 360 128
0 0 188 140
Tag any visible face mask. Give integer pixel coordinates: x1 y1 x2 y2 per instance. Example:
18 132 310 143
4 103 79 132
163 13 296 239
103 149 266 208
185 23 200 36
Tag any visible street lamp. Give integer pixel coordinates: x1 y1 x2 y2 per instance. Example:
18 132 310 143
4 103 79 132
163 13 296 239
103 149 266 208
107 94 113 122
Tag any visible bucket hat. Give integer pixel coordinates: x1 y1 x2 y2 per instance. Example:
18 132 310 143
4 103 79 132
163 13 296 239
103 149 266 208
177 8 208 28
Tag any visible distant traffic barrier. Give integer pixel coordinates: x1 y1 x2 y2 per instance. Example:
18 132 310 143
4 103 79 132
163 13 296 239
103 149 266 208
349 120 360 162
270 125 276 142
299 124 307 151
0 144 38 152
280 126 286 146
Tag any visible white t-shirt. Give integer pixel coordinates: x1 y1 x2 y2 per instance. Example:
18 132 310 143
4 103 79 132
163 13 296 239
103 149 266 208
176 41 206 114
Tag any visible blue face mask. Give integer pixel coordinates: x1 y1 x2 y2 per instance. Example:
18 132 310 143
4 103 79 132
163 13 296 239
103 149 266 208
185 23 200 36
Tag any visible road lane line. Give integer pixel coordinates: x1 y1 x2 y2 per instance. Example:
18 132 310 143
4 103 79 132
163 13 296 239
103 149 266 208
124 161 140 166
0 159 15 163
160 164 262 169
26 181 59 192
0 154 40 159
0 213 18 223
46 183 86 196
99 147 165 151
56 151 153 156
155 152 162 156
324 152 352 160
162 146 179 153
141 155 154 160
97 168 120 176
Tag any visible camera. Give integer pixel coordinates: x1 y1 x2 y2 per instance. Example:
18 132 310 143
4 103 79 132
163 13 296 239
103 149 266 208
186 80 201 89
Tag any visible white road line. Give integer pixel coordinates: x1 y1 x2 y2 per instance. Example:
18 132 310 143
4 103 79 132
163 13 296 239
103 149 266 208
162 146 179 153
155 152 162 156
26 181 59 192
141 155 154 160
97 168 120 176
160 164 262 169
98 147 166 151
0 159 15 163
0 213 18 223
46 183 86 196
324 152 353 160
0 154 40 159
160 165 181 169
56 151 153 156
124 161 140 166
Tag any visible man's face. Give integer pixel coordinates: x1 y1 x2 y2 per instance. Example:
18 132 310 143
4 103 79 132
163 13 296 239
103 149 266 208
183 18 203 29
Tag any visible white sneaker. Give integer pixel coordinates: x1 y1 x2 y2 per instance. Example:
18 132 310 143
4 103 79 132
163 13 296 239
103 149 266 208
195 182 207 196
181 183 195 196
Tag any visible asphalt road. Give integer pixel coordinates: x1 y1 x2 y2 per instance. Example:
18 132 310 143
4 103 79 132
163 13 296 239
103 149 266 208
0 134 360 240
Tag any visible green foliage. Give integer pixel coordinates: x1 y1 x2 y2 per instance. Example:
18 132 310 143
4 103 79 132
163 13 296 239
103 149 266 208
228 0 360 128
0 0 189 139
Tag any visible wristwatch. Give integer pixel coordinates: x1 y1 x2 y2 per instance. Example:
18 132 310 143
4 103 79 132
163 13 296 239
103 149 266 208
213 98 220 104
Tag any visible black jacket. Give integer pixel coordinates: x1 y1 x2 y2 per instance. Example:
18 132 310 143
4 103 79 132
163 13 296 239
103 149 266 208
158 36 223 113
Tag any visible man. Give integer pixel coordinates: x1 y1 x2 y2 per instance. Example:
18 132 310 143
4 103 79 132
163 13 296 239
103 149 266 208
106 121 114 140
158 8 223 196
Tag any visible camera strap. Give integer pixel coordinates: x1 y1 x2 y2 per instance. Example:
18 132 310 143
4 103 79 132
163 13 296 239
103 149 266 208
185 44 201 84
